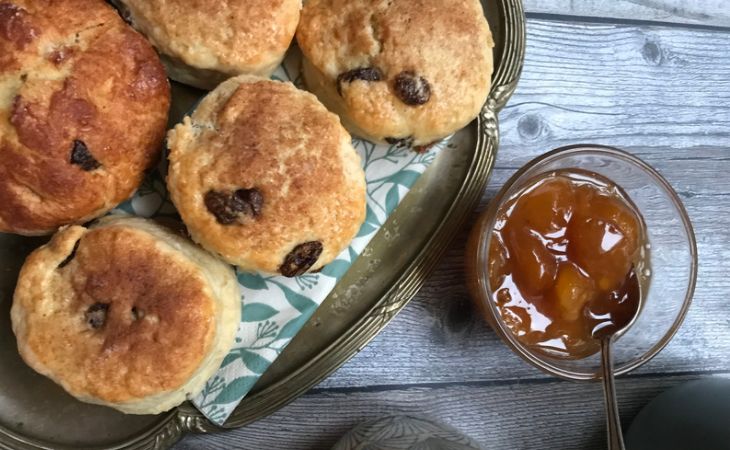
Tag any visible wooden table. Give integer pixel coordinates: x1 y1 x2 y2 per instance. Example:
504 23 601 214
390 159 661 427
176 2 730 448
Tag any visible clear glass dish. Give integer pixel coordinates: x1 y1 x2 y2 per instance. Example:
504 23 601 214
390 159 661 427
466 144 698 380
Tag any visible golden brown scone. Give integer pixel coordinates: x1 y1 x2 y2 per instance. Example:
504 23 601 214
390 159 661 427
111 0 302 90
297 0 494 146
11 215 241 415
0 0 170 236
167 75 366 276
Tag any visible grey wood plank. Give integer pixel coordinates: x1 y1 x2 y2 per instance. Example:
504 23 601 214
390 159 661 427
498 20 730 157
176 373 730 450
523 0 730 28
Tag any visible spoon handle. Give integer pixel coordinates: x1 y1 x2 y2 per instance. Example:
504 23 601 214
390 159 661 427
600 338 626 450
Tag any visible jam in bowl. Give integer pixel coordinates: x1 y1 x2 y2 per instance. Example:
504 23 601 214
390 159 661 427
467 145 697 380
489 169 649 359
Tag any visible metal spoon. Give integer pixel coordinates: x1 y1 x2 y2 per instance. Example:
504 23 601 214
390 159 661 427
591 268 643 450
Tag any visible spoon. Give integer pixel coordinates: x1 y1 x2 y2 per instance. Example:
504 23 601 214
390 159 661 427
590 267 642 450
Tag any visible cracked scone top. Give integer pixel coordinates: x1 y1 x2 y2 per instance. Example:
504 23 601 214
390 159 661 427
296 0 494 147
111 0 302 89
11 216 241 415
167 75 366 276
0 0 170 236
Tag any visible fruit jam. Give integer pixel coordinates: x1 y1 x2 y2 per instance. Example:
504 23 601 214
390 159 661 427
488 170 648 358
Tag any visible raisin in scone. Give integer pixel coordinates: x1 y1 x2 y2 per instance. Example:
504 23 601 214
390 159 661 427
11 215 241 415
0 0 170 236
167 75 366 276
296 0 494 147
110 0 302 90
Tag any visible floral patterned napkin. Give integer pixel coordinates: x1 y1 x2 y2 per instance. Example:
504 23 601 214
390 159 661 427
116 50 449 425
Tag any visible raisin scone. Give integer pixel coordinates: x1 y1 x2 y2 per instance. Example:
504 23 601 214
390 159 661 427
296 0 494 147
11 215 241 415
110 0 302 90
0 0 170 236
167 75 366 276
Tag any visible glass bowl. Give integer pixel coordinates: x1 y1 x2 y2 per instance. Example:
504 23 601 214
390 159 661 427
466 144 698 380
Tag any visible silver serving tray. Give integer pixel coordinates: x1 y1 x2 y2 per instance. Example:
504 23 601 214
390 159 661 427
0 0 524 448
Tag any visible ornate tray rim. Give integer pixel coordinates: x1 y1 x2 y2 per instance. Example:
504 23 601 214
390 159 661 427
0 0 524 448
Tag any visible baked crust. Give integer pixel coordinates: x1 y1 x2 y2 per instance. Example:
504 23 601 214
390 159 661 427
296 0 494 146
112 0 302 89
167 75 366 274
0 0 170 236
11 215 241 414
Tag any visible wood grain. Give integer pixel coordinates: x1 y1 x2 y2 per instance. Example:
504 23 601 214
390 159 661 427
524 0 730 28
175 12 730 450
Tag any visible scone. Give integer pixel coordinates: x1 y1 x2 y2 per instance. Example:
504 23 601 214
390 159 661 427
296 0 494 146
11 215 241 415
110 0 302 90
0 0 170 236
167 75 366 276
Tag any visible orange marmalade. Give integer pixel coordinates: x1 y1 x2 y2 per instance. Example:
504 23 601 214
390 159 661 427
487 170 648 358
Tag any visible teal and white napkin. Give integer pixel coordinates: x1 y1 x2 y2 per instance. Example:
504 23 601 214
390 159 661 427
117 50 448 425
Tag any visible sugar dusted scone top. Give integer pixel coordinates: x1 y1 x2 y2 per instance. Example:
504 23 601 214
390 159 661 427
0 0 170 236
167 75 366 275
11 216 241 415
297 0 494 146
113 0 302 89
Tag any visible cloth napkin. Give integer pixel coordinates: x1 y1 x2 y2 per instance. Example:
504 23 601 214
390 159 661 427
116 51 448 425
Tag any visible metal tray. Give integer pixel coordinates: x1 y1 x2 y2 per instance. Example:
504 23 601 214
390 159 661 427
0 1 524 448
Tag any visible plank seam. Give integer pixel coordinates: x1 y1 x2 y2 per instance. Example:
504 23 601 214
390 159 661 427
526 11 730 32
309 369 730 395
